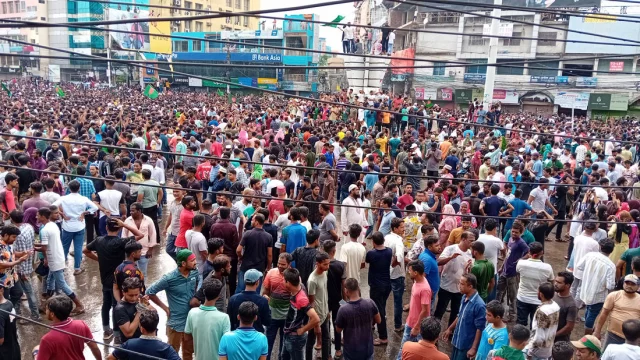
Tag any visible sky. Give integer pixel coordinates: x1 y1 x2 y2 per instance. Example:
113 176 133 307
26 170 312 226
260 0 355 52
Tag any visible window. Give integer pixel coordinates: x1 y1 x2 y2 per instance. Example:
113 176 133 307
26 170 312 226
20 1 24 10
8 2 14 13
226 0 232 7
465 59 487 74
529 60 559 77
195 21 202 32
195 3 202 14
468 36 488 46
243 16 248 27
1 3 6 14
38 0 45 3
234 16 240 25
538 32 557 46
503 32 521 46
193 41 202 51
184 1 191 8
184 20 192 31
432 62 447 76
496 59 524 75
173 41 189 52
244 0 250 10
226 10 232 24
235 0 240 8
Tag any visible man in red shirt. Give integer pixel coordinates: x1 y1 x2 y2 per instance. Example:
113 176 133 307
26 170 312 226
396 184 414 211
196 158 213 190
174 196 196 251
35 296 101 360
0 173 18 223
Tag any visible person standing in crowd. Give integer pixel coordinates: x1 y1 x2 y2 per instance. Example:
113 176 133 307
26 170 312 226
186 214 208 278
147 249 199 360
185 277 229 360
228 269 270 332
487 324 531 360
305 252 330 360
335 278 381 360
497 222 530 322
113 277 152 343
323 239 346 359
281 267 320 360
107 310 181 360
434 231 473 327
34 207 86 315
470 241 495 303
93 175 126 236
600 319 640 359
210 206 240 295
515 241 554 327
396 259 432 360
175 195 197 252
524 283 560 359
366 231 392 346
8 210 39 322
593 274 640 349
136 168 162 243
53 179 99 275
341 184 367 244
385 218 406 333
292 229 321 286
218 301 269 360
339 224 366 282
263 252 292 360
554 271 577 343
442 273 486 360
165 188 184 260
476 300 509 360
83 217 143 341
575 239 616 335
236 213 272 293
121 202 157 278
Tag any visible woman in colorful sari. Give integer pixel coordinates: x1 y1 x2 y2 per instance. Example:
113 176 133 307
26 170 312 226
455 201 477 228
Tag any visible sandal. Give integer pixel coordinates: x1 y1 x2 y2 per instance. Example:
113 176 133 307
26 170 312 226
70 307 85 316
373 339 388 346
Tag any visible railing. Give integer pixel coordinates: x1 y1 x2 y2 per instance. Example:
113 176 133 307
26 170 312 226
283 20 311 32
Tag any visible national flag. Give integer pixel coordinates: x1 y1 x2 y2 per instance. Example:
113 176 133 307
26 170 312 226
216 89 225 96
1 83 11 98
143 84 159 99
323 15 345 27
55 86 65 97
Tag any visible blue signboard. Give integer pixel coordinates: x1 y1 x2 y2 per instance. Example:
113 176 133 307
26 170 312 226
277 68 284 82
530 75 569 84
463 74 486 84
174 52 283 63
238 77 258 87
576 77 597 88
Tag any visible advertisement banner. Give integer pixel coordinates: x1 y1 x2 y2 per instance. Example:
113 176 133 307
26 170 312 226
566 16 639 55
555 92 589 110
258 78 278 84
530 75 569 84
423 89 438 101
390 48 415 74
109 8 151 52
440 88 453 101
419 0 601 12
149 19 172 54
576 77 598 88
609 61 625 72
610 93 629 111
414 88 424 100
482 23 513 38
188 77 202 87
588 94 611 110
455 88 484 104
238 77 258 87
221 29 282 39
493 89 519 104
48 64 60 83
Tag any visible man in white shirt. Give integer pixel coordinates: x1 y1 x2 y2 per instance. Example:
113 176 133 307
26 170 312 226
53 180 99 275
434 231 473 327
600 318 640 360
121 202 157 278
569 221 601 308
343 23 355 53
339 224 366 282
341 185 367 245
528 178 556 214
384 218 406 332
94 176 126 236
388 31 396 53
516 242 554 327
476 218 503 300
575 239 616 334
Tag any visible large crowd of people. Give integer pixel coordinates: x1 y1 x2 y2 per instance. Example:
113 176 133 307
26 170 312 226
0 79 639 360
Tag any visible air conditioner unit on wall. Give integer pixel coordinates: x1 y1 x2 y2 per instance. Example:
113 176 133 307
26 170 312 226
206 22 211 26
174 0 181 5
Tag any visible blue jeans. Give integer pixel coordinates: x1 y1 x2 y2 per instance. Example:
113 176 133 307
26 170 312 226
585 302 604 329
61 229 85 270
236 269 263 294
98 216 108 237
391 277 405 329
11 276 39 319
266 318 289 360
166 234 177 260
137 255 150 279
46 269 75 297
396 325 422 360
282 333 307 360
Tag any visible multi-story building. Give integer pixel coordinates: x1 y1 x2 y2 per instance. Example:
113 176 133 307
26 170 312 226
379 2 640 117
165 0 259 33
280 14 320 96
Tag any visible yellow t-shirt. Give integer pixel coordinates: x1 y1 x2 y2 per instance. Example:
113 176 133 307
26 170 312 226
603 290 640 337
376 137 388 154
382 112 391 124
447 227 465 245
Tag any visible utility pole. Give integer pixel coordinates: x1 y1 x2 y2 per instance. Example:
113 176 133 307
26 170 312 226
482 0 502 109
105 4 111 87
226 45 231 103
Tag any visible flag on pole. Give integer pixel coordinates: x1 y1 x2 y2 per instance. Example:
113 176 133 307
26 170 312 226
323 15 345 27
55 86 65 97
1 83 11 98
143 84 159 99
216 89 225 96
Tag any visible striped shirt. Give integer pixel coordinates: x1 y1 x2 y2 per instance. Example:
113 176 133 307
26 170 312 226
13 223 34 275
263 268 290 320
576 252 616 305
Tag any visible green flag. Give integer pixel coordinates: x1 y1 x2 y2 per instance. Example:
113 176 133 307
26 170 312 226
143 84 159 99
1 83 11 98
216 89 225 96
323 15 345 27
55 86 65 97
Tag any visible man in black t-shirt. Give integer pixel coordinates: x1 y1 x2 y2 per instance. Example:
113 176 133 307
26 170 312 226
83 218 144 341
236 213 273 294
114 277 153 343
323 240 346 359
0 286 20 360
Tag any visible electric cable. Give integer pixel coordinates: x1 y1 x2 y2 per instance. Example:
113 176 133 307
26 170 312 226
3 132 636 190
0 162 628 224
4 51 640 76
0 308 166 360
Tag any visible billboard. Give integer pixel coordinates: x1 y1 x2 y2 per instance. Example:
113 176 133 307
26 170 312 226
555 92 589 110
108 7 171 54
48 65 60 83
566 16 640 55
221 30 283 39
390 48 415 75
420 0 601 12
588 93 629 111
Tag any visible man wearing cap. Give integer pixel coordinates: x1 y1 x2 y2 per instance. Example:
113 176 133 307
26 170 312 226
148 249 199 360
227 269 271 333
593 274 640 349
572 335 602 360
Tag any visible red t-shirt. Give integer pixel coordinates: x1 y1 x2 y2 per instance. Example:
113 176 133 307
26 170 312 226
175 209 195 248
196 163 212 181
1 190 16 220
37 319 93 360
396 194 414 210
268 199 285 223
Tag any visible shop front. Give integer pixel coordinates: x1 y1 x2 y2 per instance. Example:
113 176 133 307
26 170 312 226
414 87 455 110
589 93 630 120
